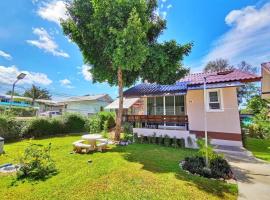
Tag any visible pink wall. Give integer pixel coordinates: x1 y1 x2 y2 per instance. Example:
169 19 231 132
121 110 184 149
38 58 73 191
186 87 241 134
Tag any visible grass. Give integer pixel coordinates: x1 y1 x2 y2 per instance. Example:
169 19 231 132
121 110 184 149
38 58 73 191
0 135 237 200
246 137 270 162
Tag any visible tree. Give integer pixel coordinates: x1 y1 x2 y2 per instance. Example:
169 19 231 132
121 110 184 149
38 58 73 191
6 90 21 96
24 85 51 105
247 95 268 115
237 61 259 103
204 58 233 72
62 0 192 140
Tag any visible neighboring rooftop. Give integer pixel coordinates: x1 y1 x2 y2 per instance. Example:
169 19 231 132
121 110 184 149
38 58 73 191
59 94 113 103
105 98 140 109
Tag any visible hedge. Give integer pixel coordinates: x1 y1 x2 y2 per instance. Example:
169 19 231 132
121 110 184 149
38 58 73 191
0 112 116 141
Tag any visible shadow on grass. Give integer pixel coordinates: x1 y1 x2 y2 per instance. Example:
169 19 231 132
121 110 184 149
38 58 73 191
110 144 237 198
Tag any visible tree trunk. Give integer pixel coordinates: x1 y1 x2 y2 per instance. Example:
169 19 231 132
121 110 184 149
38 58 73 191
115 67 124 141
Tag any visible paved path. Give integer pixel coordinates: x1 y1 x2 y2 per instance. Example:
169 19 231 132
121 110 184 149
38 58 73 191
215 146 270 200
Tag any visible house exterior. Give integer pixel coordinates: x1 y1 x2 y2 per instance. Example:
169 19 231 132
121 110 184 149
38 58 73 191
121 69 260 147
261 62 270 100
60 94 113 116
0 94 64 114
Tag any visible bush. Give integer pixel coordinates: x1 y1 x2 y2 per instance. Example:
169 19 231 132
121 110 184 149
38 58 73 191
62 113 87 133
164 135 171 147
123 122 133 141
151 133 157 144
97 111 115 130
88 115 101 134
182 156 205 175
177 138 185 148
22 113 87 138
0 114 23 141
172 137 179 148
134 133 139 143
210 156 232 179
0 107 37 117
158 135 164 145
17 143 57 180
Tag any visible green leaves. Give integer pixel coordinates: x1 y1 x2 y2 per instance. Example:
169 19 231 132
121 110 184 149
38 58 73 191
112 8 148 71
62 0 192 87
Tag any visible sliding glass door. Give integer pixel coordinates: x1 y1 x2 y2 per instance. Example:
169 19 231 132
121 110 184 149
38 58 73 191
147 95 185 116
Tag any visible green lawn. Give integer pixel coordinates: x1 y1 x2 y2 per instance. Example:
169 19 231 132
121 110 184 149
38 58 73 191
246 137 270 162
0 135 237 200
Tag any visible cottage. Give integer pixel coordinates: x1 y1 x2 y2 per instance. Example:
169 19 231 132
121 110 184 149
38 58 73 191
60 94 113 116
117 69 260 147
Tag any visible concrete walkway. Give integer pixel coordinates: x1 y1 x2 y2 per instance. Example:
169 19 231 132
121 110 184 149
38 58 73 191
215 146 270 200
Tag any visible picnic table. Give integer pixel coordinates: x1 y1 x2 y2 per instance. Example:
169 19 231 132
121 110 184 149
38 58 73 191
82 134 102 147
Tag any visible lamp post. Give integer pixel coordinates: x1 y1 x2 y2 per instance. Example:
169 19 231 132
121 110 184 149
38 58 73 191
203 76 209 166
9 73 27 109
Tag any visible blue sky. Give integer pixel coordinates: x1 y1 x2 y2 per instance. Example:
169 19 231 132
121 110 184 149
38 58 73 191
0 0 270 100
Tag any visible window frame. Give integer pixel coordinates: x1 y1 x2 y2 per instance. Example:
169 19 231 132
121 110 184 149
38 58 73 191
207 88 224 112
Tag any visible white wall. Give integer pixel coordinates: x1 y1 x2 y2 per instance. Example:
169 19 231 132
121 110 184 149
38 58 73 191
186 87 241 134
65 100 109 116
262 68 270 99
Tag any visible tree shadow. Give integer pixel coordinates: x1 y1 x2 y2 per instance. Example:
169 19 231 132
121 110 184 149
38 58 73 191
110 144 237 198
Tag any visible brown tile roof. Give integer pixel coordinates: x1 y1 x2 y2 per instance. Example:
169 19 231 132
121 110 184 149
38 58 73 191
262 62 270 74
179 69 261 85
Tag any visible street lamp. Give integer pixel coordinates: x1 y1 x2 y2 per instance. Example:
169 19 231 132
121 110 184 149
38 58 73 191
9 73 27 109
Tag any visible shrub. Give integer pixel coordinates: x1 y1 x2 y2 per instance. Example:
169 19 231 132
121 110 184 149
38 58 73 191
158 135 164 145
164 135 171 147
9 107 37 117
88 115 101 134
22 117 52 138
172 137 179 148
97 111 115 130
197 138 218 161
210 156 232 179
182 156 206 175
17 143 57 180
134 133 139 143
177 138 185 148
0 114 23 141
151 133 157 144
62 113 87 133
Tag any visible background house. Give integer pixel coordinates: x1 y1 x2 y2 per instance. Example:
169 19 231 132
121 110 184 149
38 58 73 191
60 94 113 116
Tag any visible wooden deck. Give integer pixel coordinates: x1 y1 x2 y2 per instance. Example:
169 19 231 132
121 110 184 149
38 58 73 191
123 115 188 124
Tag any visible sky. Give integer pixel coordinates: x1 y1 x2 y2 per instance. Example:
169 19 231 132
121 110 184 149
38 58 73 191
0 0 270 100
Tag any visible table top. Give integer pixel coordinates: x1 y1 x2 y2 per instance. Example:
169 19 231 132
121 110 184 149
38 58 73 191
82 134 102 140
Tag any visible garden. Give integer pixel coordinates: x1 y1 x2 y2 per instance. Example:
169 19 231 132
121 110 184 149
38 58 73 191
0 135 237 200
0 111 238 200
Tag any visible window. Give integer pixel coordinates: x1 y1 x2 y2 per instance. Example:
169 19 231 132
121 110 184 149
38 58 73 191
207 89 222 110
147 95 185 115
147 97 155 115
156 97 164 115
175 95 185 115
165 96 174 115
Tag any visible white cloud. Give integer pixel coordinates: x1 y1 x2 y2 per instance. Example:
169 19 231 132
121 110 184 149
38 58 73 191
167 4 172 9
59 78 74 88
162 11 167 19
81 64 92 81
37 0 68 25
27 27 69 58
161 0 167 2
203 3 270 68
0 65 52 86
0 50 12 60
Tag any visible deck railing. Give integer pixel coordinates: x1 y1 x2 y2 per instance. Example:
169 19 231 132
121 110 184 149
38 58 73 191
123 114 189 130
